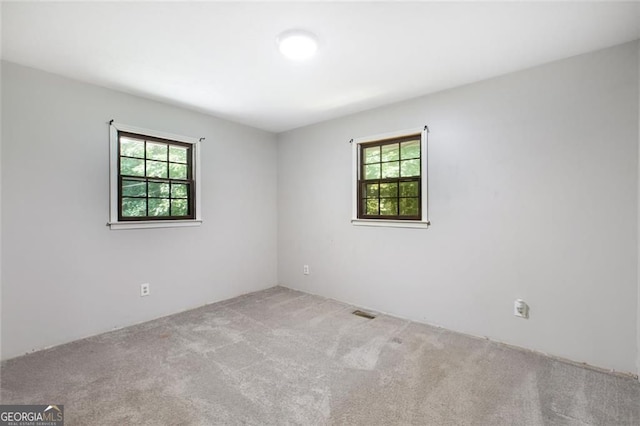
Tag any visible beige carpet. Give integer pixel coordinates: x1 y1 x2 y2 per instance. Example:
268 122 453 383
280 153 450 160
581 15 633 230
2 286 639 425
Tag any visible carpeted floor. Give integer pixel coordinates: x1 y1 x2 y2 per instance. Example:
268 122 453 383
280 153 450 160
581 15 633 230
1 286 639 425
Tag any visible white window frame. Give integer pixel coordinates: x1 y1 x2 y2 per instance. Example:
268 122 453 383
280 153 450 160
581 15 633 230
108 122 202 230
351 126 430 229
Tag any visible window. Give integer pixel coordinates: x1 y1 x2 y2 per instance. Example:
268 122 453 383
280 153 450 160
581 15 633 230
109 122 202 230
352 127 429 228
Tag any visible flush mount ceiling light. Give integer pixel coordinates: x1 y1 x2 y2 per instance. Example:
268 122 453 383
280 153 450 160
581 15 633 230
277 29 318 61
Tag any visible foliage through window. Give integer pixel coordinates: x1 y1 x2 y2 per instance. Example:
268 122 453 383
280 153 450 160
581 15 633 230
109 122 201 229
356 132 425 222
351 126 431 228
118 132 194 220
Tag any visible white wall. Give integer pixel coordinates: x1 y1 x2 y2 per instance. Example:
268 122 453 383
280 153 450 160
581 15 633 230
0 4 4 361
2 43 638 375
1 62 278 359
637 40 640 376
278 41 640 374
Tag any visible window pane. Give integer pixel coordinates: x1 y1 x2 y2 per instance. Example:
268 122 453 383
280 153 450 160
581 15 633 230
147 142 167 161
169 163 187 179
169 146 188 163
400 140 420 159
171 183 188 199
380 198 398 216
379 183 398 198
400 197 419 216
120 157 145 177
146 160 168 178
122 198 146 217
122 180 146 197
148 198 170 216
381 161 399 178
363 146 380 164
400 159 420 177
400 181 419 197
365 183 379 198
364 199 379 215
364 164 380 180
381 143 399 162
171 199 188 216
148 182 170 198
120 137 144 158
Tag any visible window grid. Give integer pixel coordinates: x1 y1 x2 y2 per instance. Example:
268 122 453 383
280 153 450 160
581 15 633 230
358 134 422 220
118 131 195 221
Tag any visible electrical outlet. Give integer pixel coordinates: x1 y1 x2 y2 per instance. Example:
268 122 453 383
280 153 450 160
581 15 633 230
303 265 310 275
514 299 529 319
140 283 150 297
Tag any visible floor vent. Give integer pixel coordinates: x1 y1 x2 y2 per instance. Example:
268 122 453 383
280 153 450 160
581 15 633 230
352 310 376 320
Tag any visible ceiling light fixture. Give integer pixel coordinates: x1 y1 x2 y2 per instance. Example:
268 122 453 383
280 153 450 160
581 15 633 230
277 29 318 61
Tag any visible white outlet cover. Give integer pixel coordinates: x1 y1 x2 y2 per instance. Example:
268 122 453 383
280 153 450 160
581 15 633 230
514 299 528 318
141 283 150 296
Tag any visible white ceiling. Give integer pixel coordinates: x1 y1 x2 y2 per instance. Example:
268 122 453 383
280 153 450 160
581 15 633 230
2 2 639 133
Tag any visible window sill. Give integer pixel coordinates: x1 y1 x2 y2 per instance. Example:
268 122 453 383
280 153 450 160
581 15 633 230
108 220 202 230
351 219 430 229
